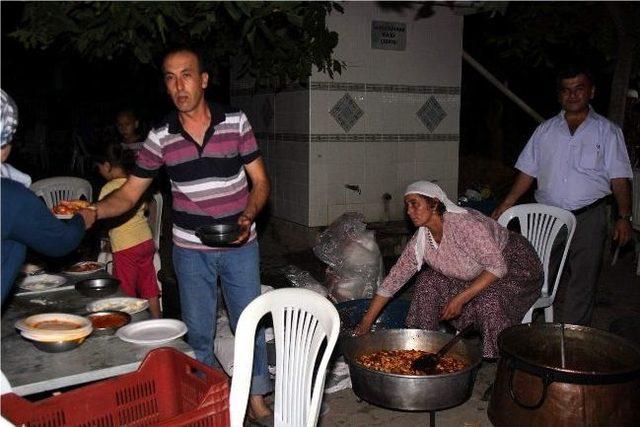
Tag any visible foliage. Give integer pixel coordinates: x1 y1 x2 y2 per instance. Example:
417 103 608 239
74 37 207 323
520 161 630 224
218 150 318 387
11 1 345 86
472 2 640 79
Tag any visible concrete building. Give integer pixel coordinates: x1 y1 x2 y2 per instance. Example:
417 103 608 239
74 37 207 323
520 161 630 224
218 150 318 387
232 2 463 230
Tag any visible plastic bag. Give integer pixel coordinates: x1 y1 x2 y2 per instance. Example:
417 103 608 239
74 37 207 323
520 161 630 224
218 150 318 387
313 212 367 270
283 265 328 297
315 213 384 302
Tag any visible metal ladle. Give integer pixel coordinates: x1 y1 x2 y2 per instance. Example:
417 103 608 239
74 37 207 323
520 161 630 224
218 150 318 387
412 324 474 374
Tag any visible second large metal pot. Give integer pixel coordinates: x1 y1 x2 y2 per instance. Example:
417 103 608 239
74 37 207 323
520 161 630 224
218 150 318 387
342 329 482 411
488 323 640 427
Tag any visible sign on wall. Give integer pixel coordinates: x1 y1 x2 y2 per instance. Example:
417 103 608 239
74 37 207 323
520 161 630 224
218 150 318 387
371 21 406 51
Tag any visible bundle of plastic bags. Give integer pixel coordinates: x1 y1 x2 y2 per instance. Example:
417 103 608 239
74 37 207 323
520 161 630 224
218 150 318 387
313 213 384 302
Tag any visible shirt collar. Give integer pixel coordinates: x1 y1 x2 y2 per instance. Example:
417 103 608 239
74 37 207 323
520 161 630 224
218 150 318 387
558 104 595 122
166 101 226 135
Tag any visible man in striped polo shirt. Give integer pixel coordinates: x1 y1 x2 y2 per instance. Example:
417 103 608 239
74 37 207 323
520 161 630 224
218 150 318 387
94 47 273 421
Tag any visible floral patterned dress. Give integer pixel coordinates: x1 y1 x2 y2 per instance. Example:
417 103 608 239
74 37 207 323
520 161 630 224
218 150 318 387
377 209 542 358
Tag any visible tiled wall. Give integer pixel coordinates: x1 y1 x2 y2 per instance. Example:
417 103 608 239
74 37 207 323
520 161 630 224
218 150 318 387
231 3 463 227
231 85 311 225
308 3 463 226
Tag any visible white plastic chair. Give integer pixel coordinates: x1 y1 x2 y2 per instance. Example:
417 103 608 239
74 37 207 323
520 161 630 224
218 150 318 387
498 203 576 323
30 176 93 209
229 288 341 427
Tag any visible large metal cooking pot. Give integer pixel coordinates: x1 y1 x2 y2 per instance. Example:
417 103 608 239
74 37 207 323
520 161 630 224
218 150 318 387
342 329 482 411
489 323 640 427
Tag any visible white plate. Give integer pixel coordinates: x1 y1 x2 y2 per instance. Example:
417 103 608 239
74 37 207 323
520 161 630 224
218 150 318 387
18 274 66 292
64 261 106 276
116 319 187 345
54 213 74 220
87 297 149 315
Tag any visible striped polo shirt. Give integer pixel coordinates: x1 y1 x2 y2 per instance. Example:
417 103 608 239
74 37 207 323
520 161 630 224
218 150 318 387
133 102 260 250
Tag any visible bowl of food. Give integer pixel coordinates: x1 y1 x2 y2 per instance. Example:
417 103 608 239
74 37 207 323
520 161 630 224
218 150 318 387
86 310 131 335
16 313 93 353
196 223 241 246
26 335 88 353
65 261 106 276
75 277 120 297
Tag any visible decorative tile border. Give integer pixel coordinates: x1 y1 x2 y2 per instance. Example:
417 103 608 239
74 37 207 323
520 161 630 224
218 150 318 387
310 82 460 95
255 132 459 143
310 133 459 142
231 81 460 97
254 132 309 143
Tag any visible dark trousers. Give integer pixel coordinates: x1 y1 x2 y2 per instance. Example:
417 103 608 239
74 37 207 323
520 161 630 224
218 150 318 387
553 203 607 325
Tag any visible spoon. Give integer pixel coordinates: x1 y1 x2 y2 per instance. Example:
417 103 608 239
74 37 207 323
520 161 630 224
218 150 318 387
412 324 474 374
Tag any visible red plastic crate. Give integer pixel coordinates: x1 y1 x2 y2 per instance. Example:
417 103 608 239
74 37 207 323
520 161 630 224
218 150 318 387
1 347 230 427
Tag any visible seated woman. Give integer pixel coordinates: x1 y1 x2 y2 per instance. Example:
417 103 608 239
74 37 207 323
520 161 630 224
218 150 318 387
355 181 543 358
1 89 95 304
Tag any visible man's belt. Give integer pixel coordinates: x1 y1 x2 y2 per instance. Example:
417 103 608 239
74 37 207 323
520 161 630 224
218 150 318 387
571 197 607 215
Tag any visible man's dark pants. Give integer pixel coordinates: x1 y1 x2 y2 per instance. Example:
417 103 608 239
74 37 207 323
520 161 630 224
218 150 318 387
552 203 607 325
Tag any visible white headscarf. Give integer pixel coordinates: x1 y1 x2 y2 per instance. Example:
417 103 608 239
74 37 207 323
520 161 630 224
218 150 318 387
0 89 31 187
1 89 18 148
404 181 467 268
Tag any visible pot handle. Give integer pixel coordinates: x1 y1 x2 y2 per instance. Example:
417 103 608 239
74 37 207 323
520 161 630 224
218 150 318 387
507 360 551 410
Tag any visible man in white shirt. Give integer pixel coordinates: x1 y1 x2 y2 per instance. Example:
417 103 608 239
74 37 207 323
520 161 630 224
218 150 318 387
492 65 633 325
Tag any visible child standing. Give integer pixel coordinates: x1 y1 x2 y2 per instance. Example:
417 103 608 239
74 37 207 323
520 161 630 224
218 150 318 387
95 143 161 317
115 109 145 152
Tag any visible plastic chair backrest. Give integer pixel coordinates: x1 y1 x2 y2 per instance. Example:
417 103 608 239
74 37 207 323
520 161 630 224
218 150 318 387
147 192 163 249
229 288 340 427
30 177 93 209
498 203 576 307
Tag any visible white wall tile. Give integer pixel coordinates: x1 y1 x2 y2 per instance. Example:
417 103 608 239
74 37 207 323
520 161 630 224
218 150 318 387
327 182 346 205
328 204 349 224
397 142 415 163
308 204 328 227
364 201 386 223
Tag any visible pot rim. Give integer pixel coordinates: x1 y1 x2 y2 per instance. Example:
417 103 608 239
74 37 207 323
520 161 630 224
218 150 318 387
498 323 640 385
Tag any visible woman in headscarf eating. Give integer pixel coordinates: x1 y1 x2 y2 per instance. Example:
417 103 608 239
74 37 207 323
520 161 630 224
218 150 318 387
355 181 543 358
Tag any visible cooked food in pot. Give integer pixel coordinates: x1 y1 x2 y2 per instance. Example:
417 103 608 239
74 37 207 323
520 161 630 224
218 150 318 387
357 349 466 375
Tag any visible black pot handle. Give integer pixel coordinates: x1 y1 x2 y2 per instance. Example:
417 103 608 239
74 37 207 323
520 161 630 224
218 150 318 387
507 359 551 410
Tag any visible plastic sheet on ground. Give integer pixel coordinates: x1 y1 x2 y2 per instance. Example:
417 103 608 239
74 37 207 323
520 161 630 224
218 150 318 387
324 356 352 394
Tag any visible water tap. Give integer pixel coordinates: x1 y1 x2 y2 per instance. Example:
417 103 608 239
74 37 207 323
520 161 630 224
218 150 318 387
345 184 361 195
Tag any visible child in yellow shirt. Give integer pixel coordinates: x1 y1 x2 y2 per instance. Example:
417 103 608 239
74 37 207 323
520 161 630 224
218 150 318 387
95 143 161 317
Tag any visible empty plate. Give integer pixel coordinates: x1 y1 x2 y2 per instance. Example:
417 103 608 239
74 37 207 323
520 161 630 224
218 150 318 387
116 319 188 345
19 274 66 292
